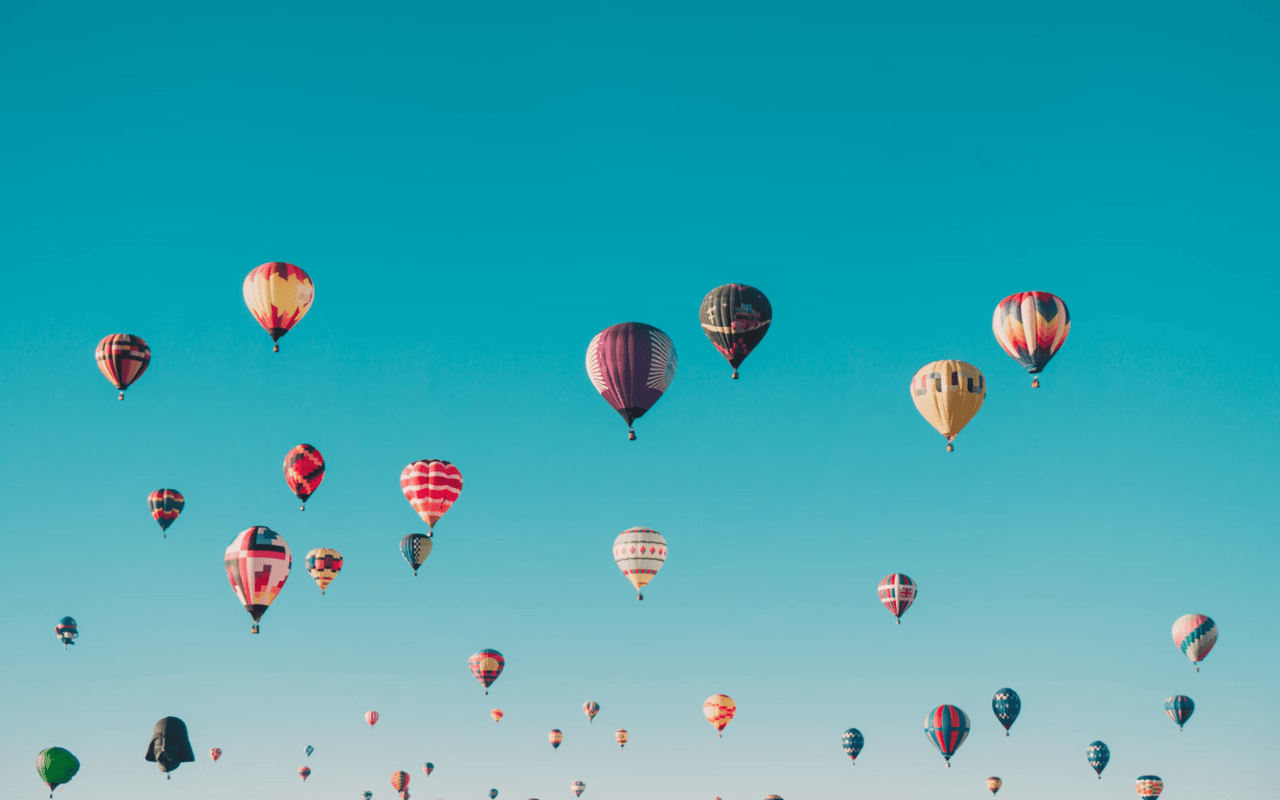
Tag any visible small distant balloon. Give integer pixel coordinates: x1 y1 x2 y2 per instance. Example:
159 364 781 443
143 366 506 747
284 444 325 510
148 489 185 537
243 262 314 352
877 574 916 623
549 729 562 750
987 777 1003 795
390 771 410 794
55 617 78 650
1172 614 1217 671
699 283 772 379
992 688 1021 735
469 649 505 695
841 728 864 765
583 701 599 723
1087 741 1110 778
365 711 379 727
422 763 433 776
95 333 150 400
491 709 504 724
298 766 311 782
1136 775 1164 799
490 791 498 799
209 748 222 762
910 360 986 451
1164 696 1194 731
572 781 585 797
703 695 736 737
363 793 373 800
305 548 343 594
615 729 628 748
305 745 314 758
400 534 433 577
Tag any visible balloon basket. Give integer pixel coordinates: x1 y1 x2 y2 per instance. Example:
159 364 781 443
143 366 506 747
273 344 280 352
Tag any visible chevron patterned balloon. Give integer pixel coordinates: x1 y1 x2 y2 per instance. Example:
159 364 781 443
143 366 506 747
1172 614 1217 671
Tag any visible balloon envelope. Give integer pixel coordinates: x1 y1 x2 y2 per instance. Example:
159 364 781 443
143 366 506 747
583 701 599 722
305 548 343 594
572 781 585 797
841 728 864 764
284 444 325 508
699 284 772 378
55 616 77 649
585 322 677 439
299 767 311 781
924 705 970 765
1087 740 1110 777
613 528 666 600
224 527 291 633
210 748 222 762
615 729 628 748
145 717 195 776
1136 775 1164 799
365 711 379 726
877 574 916 622
400 534 433 575
243 262 314 349
305 746 314 757
911 360 985 450
390 771 409 792
491 709 504 723
992 291 1070 385
148 489 184 534
1164 696 1194 730
36 747 80 796
987 777 1003 795
423 763 433 775
1172 614 1217 670
992 688 1021 734
549 729 562 750
470 649 505 693
703 695 736 736
95 333 150 398
400 460 462 532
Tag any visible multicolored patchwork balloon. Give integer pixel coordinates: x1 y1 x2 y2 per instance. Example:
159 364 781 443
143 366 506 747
572 781 585 797
877 574 916 623
243 262 315 352
615 729 628 748
148 489 184 536
703 694 736 737
992 688 1021 735
699 284 772 379
491 709 504 724
924 705 970 767
1087 740 1110 778
36 747 80 798
1172 614 1217 671
613 528 667 600
284 444 325 510
390 771 410 793
365 711 379 727
422 763 433 776
224 527 291 634
549 729 562 751
399 534 433 576
585 322 678 440
298 766 311 782
992 291 1070 388
469 649 505 695
400 460 463 532
305 548 343 594
987 777 1003 795
1135 775 1163 799
1164 695 1194 731
55 617 77 650
841 728 864 765
911 360 986 451
209 748 222 762
95 333 150 400
583 701 599 723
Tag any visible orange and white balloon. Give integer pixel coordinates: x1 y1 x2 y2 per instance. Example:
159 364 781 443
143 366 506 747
703 694 736 737
490 709 503 724
242 262 315 352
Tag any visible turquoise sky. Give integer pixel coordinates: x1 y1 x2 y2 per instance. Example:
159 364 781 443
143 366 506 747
1 1 1277 798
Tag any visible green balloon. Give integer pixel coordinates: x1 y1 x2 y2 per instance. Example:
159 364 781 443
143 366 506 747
37 747 80 797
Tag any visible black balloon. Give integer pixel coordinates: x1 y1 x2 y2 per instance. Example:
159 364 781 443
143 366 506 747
699 284 772 378
145 717 195 778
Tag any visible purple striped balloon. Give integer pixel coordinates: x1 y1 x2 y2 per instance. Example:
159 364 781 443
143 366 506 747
586 322 677 440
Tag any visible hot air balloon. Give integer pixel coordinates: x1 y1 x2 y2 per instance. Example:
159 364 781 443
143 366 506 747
422 763 433 776
305 746 314 758
572 782 585 797
992 292 1070 388
987 777 1003 795
148 489 184 536
491 709 504 724
95 333 150 399
469 649 505 695
841 728 864 765
285 444 325 510
363 793 373 800
549 730 562 751
699 284 772 379
1136 775 1163 799
615 729 628 748
400 460 462 533
399 534 433 576
55 616 77 649
924 705 970 767
585 322 678 440
583 702 599 723
36 747 79 798
224 526 291 634
1087 740 1110 778
243 262 315 352
490 791 499 799
390 771 409 794
703 694 736 737
305 548 343 594
877 574 916 623
365 711 379 727
299 767 312 783
210 748 222 762
1165 695 1194 731
993 688 1021 735
911 360 985 451
145 717 195 779
613 528 667 600
1172 614 1217 671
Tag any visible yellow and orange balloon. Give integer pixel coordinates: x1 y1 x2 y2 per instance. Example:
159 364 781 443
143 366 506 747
243 262 315 352
490 709 503 724
703 694 735 737
910 360 986 451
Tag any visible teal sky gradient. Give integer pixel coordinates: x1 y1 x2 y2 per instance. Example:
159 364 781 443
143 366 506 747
1 1 1277 798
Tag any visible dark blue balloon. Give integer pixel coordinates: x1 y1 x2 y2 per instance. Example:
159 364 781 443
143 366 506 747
1165 695 1194 730
992 688 1021 735
841 728 864 764
1086 740 1109 778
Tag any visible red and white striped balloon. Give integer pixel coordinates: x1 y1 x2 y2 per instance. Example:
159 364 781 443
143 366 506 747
400 460 463 532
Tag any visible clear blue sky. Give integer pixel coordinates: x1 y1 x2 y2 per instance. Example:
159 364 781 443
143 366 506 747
1 0 1277 798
